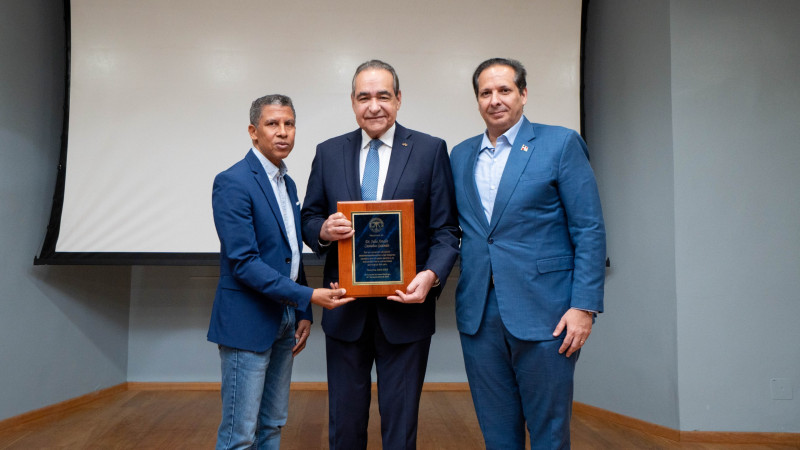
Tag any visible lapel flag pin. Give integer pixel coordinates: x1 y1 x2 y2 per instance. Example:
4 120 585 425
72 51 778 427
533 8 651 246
402 142 408 147
521 145 528 152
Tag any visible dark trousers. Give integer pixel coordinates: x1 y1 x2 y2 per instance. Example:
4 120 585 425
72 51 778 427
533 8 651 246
460 287 578 450
326 305 431 450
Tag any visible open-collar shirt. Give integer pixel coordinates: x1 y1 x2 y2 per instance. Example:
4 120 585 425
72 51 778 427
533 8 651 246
251 148 300 282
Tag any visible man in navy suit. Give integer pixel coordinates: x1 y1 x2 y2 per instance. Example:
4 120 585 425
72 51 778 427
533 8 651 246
450 58 606 449
208 94 353 450
301 60 460 450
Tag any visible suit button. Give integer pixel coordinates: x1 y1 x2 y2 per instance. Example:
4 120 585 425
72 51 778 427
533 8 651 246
285 258 291 264
488 238 494 244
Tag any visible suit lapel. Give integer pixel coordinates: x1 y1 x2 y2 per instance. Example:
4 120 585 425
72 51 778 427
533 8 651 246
344 130 362 200
382 123 413 200
463 136 490 233
489 118 536 233
245 151 289 241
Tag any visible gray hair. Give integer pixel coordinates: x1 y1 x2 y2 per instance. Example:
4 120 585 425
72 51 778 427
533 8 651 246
351 60 400 96
250 94 295 125
472 58 527 97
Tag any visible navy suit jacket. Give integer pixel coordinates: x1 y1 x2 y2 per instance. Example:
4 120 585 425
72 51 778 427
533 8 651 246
450 117 606 341
301 123 460 344
208 150 314 353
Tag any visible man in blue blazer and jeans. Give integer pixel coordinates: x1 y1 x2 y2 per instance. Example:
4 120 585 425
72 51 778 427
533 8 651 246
450 58 606 449
208 94 353 450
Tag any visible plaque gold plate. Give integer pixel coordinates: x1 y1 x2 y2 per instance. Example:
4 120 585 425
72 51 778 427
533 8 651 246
337 200 416 297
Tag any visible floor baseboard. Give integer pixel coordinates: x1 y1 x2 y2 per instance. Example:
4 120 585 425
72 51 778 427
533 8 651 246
680 430 800 446
573 402 800 446
573 402 680 441
0 383 127 430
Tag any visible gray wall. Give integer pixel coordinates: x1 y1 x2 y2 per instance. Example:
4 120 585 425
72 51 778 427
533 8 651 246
0 0 131 422
4 0 799 433
671 0 800 432
579 0 680 429
127 265 466 383
579 0 800 432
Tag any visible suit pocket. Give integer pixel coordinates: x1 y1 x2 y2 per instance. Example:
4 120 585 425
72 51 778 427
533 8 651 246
519 167 553 182
394 180 427 199
219 275 245 291
536 256 574 273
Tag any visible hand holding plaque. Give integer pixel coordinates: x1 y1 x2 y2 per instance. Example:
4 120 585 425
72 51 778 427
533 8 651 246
337 200 416 297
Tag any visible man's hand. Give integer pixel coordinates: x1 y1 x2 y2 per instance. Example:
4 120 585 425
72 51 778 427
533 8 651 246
292 319 311 357
387 270 438 304
553 308 593 357
319 212 354 242
310 288 356 310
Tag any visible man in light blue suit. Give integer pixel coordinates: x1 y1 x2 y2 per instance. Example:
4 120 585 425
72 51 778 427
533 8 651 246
208 94 353 450
450 58 606 449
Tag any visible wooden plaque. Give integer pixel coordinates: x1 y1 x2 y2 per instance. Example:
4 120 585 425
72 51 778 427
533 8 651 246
337 200 416 297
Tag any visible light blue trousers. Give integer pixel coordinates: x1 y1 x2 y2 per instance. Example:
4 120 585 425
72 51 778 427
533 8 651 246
460 288 578 450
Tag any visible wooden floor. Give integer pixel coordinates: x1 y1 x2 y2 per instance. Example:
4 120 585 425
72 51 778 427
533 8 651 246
0 388 795 449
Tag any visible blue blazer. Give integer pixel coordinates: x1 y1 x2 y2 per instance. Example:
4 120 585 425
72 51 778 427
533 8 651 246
207 150 314 353
301 123 460 344
450 118 606 341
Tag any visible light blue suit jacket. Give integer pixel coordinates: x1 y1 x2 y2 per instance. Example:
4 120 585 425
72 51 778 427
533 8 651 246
207 150 313 353
450 117 605 341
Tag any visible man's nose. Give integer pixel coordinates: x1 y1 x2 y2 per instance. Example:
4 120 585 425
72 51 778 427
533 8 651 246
368 98 381 112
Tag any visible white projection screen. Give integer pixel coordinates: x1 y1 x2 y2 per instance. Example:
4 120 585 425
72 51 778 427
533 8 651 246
38 0 586 264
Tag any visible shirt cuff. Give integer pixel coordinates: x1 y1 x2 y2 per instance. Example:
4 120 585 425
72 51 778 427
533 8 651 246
572 308 597 317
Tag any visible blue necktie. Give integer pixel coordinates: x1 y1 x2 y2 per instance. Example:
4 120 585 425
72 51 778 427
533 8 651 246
361 139 381 201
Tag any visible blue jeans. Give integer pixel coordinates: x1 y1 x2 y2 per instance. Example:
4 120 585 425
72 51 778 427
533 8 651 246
216 306 295 450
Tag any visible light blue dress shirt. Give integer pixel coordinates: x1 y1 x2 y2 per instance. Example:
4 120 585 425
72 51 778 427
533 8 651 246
475 116 525 223
252 148 300 282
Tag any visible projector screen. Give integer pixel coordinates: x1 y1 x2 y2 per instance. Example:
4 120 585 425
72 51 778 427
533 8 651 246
37 0 586 264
